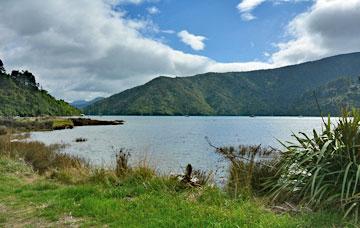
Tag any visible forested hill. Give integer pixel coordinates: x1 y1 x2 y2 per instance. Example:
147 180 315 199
0 59 80 116
84 52 360 116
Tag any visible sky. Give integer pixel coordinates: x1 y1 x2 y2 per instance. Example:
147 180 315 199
0 0 360 101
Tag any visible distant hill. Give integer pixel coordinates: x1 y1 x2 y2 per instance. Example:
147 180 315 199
292 77 360 116
71 97 104 109
84 52 360 116
0 60 80 117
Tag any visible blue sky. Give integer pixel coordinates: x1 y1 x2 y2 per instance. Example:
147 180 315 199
1 0 360 100
119 0 312 62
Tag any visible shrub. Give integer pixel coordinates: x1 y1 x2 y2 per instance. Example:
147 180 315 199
0 126 7 135
215 144 278 198
266 109 360 220
115 149 131 177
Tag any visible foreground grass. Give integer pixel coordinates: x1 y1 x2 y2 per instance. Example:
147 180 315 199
0 158 351 227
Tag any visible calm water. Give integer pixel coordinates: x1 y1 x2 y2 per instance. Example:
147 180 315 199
30 116 331 183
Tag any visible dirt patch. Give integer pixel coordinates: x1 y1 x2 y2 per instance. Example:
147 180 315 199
56 213 83 227
0 203 7 213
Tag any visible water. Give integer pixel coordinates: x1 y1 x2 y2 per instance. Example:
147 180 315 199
29 116 330 183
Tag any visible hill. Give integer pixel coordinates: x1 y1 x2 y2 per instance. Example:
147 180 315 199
0 60 80 116
71 97 104 109
84 52 360 116
292 77 360 116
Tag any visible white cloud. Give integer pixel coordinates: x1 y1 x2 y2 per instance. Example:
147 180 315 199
117 0 159 4
237 0 306 21
161 29 175 34
147 6 160 15
177 30 206 51
0 0 269 101
271 0 360 65
237 0 265 21
237 0 265 12
2 0 357 102
208 61 272 72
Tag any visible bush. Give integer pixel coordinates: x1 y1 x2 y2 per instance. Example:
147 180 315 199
216 144 278 198
266 109 360 220
0 126 7 135
115 149 131 177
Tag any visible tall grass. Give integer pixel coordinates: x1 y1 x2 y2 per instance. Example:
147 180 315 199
266 109 360 220
215 144 277 198
0 135 88 174
115 149 131 177
0 133 158 185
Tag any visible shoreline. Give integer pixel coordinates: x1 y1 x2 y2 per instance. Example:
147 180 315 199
0 116 125 132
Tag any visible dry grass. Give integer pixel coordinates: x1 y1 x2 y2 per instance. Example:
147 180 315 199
0 132 158 186
115 149 131 177
0 117 53 132
0 133 88 175
216 145 278 198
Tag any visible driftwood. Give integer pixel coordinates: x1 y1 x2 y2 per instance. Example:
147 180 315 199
179 164 201 187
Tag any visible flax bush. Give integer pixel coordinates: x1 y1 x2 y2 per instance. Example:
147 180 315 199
267 109 360 220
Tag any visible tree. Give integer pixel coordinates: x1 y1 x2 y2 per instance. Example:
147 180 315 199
0 59 5 74
22 70 37 87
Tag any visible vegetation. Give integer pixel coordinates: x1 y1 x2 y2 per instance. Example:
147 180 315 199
0 117 74 132
0 59 80 117
214 144 278 198
0 131 350 226
263 109 360 221
211 109 360 223
84 52 360 116
52 119 74 130
293 77 360 115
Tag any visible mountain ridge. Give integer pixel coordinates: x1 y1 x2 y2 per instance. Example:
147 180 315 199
71 97 104 109
84 52 360 116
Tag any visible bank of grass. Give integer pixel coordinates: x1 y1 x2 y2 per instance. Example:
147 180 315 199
0 157 349 227
52 118 74 130
0 134 353 227
0 117 73 132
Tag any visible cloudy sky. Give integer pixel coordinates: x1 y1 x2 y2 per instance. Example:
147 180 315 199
0 0 360 101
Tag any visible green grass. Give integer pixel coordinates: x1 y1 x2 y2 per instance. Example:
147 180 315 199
52 118 74 130
0 157 352 227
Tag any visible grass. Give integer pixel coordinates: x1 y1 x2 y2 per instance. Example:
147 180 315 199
52 118 74 130
0 122 357 226
0 117 75 132
0 135 87 174
0 157 350 227
214 144 278 199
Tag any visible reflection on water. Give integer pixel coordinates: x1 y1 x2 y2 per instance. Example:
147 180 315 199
29 116 333 183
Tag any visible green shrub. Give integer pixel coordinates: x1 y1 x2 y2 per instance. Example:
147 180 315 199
266 109 360 220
